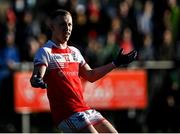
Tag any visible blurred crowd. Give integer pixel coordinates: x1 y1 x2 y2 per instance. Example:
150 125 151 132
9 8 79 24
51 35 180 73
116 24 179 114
0 0 180 66
0 0 180 133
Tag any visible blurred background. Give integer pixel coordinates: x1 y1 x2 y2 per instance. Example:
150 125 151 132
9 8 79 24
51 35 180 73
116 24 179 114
0 0 180 133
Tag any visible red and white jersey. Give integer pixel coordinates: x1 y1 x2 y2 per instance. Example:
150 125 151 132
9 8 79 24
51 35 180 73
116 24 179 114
34 40 90 125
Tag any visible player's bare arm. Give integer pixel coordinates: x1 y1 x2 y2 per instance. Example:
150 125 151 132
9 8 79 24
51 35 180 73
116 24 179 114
79 48 137 83
30 65 47 89
79 63 116 83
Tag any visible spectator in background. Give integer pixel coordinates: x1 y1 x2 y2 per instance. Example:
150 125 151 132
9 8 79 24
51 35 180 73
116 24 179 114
70 4 88 51
26 37 40 61
100 0 118 20
85 30 103 68
118 0 131 28
15 10 41 61
22 10 41 37
86 0 102 35
87 0 100 26
111 16 122 43
167 0 180 43
0 32 20 112
99 31 120 65
0 32 20 85
118 0 140 50
139 34 155 61
0 8 16 49
120 27 134 54
6 8 16 33
137 0 154 36
125 0 141 49
159 29 174 60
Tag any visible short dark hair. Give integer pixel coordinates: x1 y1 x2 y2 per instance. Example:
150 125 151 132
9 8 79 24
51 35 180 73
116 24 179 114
50 9 71 20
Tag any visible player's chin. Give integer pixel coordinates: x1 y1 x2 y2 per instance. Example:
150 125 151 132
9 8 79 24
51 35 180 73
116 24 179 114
63 36 70 42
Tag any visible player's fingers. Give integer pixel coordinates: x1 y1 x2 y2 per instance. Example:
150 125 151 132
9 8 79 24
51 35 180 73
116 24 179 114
127 50 136 55
128 50 137 59
128 50 137 57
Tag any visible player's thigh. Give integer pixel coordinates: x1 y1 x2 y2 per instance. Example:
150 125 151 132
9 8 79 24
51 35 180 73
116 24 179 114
79 124 98 133
93 119 118 133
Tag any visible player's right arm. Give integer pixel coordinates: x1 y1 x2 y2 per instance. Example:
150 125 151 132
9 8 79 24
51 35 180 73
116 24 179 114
30 65 47 89
30 47 48 89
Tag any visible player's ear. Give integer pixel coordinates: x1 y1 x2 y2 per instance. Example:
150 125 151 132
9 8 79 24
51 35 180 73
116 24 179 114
48 20 54 30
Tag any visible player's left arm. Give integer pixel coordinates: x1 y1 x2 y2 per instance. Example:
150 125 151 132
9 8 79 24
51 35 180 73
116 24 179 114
79 62 116 83
79 48 137 82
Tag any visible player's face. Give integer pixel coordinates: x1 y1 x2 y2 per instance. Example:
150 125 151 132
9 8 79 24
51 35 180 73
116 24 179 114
52 14 73 44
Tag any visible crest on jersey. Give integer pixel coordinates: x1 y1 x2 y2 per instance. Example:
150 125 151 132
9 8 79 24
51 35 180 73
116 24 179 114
71 52 78 61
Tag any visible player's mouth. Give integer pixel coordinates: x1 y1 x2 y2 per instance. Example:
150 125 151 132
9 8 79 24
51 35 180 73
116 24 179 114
64 32 71 36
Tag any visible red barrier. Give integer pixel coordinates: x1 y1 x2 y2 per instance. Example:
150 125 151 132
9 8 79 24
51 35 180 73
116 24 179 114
82 70 147 109
14 70 147 113
14 72 50 113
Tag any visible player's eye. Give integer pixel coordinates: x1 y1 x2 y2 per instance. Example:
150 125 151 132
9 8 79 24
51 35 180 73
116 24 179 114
68 23 72 27
59 22 66 27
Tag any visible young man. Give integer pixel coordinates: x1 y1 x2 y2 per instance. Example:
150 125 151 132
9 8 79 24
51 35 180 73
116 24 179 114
30 9 137 133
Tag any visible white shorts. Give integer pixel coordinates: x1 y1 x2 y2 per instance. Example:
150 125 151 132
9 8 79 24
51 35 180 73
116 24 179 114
57 109 105 132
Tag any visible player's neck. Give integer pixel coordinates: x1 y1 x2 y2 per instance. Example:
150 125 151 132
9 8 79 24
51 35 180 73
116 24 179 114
51 39 67 49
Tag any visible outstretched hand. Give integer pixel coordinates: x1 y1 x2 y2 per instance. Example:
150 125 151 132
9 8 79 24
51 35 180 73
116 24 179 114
113 48 137 67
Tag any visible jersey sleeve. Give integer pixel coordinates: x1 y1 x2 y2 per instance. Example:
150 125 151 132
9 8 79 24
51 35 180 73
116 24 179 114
34 48 49 67
76 48 86 66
